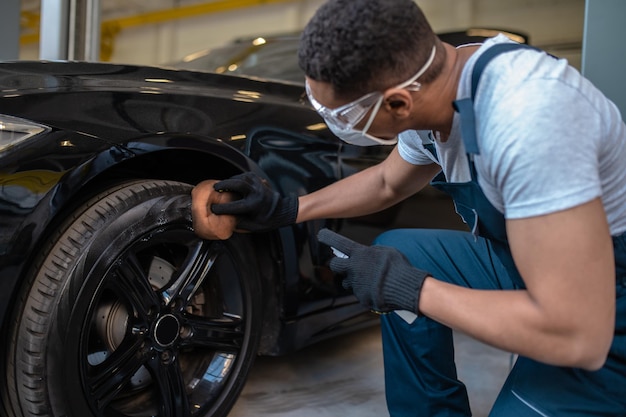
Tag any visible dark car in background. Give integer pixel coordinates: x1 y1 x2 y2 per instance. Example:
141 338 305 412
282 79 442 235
171 28 528 82
0 28 525 417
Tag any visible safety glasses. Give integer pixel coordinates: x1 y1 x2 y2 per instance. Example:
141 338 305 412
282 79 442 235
305 83 382 131
305 45 436 135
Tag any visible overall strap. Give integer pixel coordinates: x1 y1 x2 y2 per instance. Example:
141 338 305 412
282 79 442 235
453 43 536 156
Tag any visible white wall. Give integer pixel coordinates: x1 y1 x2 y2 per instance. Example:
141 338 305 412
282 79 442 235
582 0 626 117
20 0 585 68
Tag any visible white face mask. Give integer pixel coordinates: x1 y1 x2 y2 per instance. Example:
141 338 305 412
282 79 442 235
306 45 436 146
326 117 396 146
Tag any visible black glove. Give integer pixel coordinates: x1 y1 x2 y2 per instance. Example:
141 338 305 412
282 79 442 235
317 228 430 314
210 172 298 232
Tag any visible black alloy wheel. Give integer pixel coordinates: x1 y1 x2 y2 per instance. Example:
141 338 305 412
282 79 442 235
5 180 262 417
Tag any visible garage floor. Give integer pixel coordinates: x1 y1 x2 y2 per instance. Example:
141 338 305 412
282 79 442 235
229 324 513 417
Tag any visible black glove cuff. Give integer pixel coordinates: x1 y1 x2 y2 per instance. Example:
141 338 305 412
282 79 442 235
384 266 429 315
237 195 299 232
273 195 299 227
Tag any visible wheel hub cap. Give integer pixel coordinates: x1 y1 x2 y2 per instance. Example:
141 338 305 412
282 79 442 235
153 314 180 347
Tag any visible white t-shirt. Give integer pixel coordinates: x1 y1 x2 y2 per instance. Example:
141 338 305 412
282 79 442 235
398 34 626 236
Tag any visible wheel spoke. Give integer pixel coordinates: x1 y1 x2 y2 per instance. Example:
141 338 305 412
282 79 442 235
181 313 244 352
88 337 147 410
167 241 218 310
146 356 191 417
114 252 161 320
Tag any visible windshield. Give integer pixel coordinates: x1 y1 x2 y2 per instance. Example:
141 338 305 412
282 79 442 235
172 36 304 83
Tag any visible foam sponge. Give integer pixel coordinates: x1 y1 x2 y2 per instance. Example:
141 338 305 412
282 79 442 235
192 179 238 240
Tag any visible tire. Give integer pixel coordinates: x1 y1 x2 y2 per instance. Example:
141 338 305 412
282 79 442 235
5 180 262 417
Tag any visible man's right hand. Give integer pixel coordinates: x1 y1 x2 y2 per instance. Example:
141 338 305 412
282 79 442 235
191 179 238 240
194 172 299 235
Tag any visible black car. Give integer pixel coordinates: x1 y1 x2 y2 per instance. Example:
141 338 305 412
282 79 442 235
0 29 526 417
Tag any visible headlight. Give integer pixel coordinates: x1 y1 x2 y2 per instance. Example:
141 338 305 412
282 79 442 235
0 115 49 152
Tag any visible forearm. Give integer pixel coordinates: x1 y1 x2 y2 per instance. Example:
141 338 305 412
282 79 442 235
419 277 614 370
297 169 397 222
297 149 440 223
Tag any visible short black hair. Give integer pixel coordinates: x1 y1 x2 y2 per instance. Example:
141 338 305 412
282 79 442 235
298 0 443 99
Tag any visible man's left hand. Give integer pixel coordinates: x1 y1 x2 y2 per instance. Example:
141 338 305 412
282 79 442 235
317 228 430 314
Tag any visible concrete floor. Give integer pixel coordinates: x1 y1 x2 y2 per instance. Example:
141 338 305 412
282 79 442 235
229 324 513 417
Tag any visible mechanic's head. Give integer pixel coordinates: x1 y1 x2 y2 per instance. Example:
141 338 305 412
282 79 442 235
298 0 445 101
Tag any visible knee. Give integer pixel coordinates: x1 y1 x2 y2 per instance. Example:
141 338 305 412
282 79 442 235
373 229 407 248
372 229 439 264
372 229 460 274
373 228 442 250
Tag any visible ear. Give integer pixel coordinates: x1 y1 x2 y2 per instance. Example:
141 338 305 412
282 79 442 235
382 88 413 118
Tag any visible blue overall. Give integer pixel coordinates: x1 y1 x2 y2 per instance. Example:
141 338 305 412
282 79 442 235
377 44 626 416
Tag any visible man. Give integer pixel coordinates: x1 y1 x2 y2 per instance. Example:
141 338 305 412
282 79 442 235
192 0 626 415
